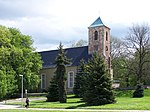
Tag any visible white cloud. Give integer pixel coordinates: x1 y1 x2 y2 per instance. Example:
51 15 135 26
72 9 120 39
0 0 150 51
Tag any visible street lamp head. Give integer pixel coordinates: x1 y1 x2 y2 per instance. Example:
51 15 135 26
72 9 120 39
25 89 27 93
19 75 23 77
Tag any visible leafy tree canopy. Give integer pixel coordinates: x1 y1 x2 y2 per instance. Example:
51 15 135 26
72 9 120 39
0 25 42 99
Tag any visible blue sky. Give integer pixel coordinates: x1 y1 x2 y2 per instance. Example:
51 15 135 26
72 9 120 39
0 0 150 51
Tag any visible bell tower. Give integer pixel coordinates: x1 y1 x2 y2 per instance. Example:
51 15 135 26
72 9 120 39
88 17 112 76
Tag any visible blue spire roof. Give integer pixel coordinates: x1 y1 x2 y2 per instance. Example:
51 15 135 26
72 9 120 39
89 17 104 27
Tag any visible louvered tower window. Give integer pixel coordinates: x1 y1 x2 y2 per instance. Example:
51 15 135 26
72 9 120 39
94 31 98 40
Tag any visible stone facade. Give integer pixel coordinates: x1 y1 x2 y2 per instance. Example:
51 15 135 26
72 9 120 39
40 66 77 93
88 26 112 70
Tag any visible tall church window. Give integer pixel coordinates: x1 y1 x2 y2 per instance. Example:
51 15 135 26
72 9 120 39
94 31 98 40
106 31 108 41
68 71 74 88
41 73 46 89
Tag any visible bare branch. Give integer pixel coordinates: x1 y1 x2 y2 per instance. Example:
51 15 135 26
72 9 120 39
125 23 150 83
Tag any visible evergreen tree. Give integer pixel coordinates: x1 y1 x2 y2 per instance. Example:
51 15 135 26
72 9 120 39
73 59 87 97
83 53 115 106
133 83 144 98
46 75 59 102
55 43 70 103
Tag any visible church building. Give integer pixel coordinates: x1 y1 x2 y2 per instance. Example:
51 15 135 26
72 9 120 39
39 17 112 93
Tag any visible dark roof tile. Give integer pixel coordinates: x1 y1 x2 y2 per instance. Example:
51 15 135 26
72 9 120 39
39 46 90 68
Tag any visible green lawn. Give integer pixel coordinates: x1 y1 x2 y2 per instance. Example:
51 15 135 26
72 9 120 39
85 96 150 110
28 96 150 110
5 89 150 110
30 95 84 109
0 110 58 112
0 110 92 112
0 110 122 112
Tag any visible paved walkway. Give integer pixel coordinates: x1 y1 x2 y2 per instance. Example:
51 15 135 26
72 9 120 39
0 97 46 109
0 103 20 109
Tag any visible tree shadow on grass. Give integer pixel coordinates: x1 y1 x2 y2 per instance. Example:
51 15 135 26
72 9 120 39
67 96 77 99
67 100 84 104
66 103 88 109
30 100 47 107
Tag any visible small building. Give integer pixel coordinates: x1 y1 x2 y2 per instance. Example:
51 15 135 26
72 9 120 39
39 17 112 93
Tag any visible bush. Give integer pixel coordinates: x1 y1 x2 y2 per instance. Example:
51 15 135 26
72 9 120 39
133 83 144 98
114 90 133 97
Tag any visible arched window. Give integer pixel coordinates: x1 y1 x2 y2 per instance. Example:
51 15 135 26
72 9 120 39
94 31 98 40
106 46 108 51
106 31 108 41
68 71 74 88
41 73 46 89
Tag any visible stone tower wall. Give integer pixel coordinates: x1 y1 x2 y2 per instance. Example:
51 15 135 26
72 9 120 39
88 26 111 70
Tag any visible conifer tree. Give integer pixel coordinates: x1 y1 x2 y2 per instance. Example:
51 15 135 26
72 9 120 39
133 83 144 98
84 53 115 106
46 75 59 102
55 43 70 103
73 59 87 97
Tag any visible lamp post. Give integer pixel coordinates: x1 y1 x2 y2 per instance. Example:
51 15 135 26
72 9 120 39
19 75 23 107
25 89 27 98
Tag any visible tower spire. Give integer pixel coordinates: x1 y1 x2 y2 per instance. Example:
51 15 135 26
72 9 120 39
89 17 104 27
88 16 112 76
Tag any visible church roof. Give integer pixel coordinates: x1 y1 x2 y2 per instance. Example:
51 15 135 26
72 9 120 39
39 46 91 69
89 17 104 27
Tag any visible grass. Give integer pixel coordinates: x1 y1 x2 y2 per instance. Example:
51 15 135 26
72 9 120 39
30 95 84 109
84 96 150 110
0 110 121 112
0 110 59 112
4 89 150 110
28 96 150 110
0 110 91 112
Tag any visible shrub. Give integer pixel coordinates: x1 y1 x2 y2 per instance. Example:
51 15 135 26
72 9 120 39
133 83 144 98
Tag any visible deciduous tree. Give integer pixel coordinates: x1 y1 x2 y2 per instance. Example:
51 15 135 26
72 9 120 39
125 24 150 84
0 25 42 99
71 39 87 47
